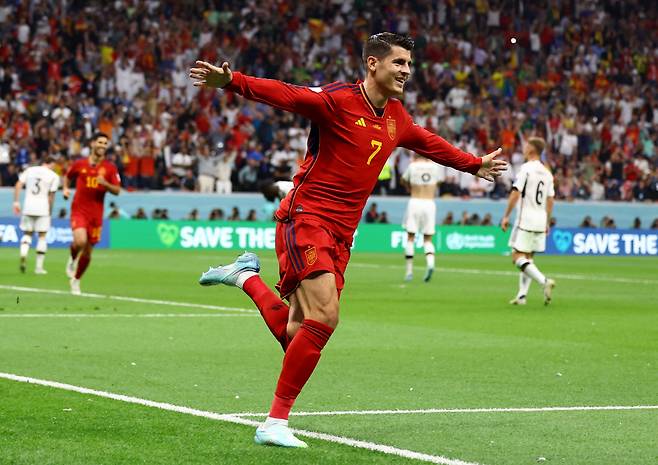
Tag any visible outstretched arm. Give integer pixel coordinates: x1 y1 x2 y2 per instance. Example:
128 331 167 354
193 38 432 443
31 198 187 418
189 61 334 121
399 123 507 181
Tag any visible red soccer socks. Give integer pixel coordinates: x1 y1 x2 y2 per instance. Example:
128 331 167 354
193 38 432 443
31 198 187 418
75 253 91 279
269 319 334 420
243 275 291 351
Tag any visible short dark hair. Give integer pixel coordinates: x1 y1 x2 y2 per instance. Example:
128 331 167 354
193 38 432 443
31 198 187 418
92 132 109 141
362 32 414 65
42 156 55 164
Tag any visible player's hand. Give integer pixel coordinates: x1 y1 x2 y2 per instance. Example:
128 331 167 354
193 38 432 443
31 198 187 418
476 148 508 182
62 187 70 200
501 215 510 232
189 61 232 89
12 201 20 215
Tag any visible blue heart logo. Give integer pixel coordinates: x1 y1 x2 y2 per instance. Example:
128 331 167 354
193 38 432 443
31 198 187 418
552 230 573 253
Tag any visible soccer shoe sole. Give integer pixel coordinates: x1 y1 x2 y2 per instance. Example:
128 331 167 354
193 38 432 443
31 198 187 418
198 252 260 286
254 427 308 448
543 279 556 306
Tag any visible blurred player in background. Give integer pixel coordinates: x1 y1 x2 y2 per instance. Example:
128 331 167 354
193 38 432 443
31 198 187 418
401 154 442 282
63 133 120 295
501 137 556 305
13 156 60 274
191 32 507 448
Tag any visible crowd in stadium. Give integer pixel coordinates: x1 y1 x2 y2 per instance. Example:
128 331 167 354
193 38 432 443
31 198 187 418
0 0 657 203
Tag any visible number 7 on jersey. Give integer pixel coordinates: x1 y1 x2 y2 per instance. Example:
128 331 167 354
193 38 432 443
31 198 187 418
368 139 382 165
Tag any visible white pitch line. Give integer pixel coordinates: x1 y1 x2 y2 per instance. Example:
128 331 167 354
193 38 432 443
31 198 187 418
0 372 483 465
0 285 257 314
0 313 256 318
228 404 658 418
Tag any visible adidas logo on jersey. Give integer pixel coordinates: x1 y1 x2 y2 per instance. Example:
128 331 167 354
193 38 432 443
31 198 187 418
355 117 367 127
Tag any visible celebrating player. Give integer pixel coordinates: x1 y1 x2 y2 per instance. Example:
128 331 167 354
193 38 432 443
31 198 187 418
62 133 121 295
501 137 556 305
400 154 443 282
13 156 60 274
191 32 507 447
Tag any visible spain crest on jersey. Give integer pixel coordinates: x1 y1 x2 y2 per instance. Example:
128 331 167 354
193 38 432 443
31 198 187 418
305 246 317 265
387 118 396 140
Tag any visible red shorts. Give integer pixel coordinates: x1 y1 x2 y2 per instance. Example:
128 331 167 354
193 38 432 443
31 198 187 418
71 214 103 245
275 217 351 299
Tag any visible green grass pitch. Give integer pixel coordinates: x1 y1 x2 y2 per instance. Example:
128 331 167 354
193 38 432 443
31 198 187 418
0 248 656 465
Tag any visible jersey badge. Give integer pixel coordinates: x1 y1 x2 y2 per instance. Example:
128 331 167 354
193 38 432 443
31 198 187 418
355 117 367 127
386 118 396 140
81 169 87 174
304 246 317 265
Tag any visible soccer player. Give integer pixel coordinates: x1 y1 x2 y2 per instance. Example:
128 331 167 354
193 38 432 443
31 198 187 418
13 156 60 274
62 133 121 295
501 137 556 305
400 154 443 282
190 32 507 447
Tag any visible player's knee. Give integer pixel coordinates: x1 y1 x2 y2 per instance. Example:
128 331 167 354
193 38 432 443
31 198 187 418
287 321 301 339
36 238 47 253
314 300 340 328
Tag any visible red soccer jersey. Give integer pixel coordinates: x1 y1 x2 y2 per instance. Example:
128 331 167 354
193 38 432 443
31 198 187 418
225 73 482 244
66 158 121 221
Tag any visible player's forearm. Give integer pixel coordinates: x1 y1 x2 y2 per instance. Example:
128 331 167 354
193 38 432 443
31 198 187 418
106 184 121 195
13 182 22 203
503 191 520 217
48 192 55 215
401 127 481 174
546 197 554 224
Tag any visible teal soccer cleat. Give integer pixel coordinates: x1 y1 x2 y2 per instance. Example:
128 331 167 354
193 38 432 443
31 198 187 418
423 267 434 283
198 252 260 286
254 423 308 448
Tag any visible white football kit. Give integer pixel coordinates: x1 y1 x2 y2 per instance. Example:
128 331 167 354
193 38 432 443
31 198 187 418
508 160 555 253
402 160 442 235
19 165 60 232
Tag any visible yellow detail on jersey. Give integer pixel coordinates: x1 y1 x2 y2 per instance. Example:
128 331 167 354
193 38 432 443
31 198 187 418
86 177 99 188
368 139 382 165
355 117 367 127
373 124 382 130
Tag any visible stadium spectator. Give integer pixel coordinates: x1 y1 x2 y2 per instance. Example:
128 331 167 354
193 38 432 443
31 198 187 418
186 208 199 221
441 211 454 225
580 216 596 228
245 209 258 222
197 142 216 193
632 217 642 229
132 208 148 220
228 207 240 221
209 208 225 220
364 203 380 223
